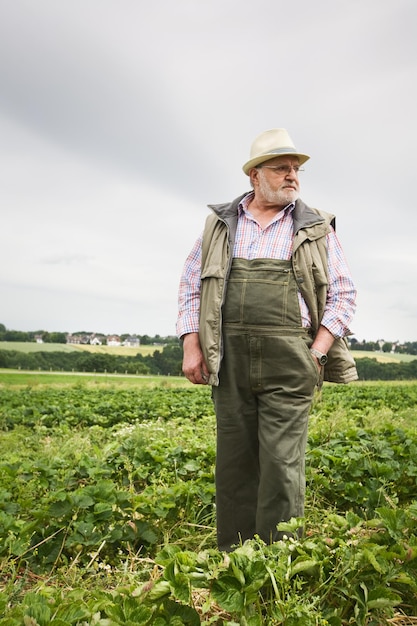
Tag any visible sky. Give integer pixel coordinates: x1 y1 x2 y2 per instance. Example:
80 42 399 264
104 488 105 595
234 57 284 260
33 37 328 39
1 0 416 343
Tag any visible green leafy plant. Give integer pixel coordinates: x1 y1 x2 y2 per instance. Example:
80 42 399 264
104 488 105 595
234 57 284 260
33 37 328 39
1 379 417 624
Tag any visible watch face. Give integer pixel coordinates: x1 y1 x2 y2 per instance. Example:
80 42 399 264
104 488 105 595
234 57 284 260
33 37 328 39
311 348 327 365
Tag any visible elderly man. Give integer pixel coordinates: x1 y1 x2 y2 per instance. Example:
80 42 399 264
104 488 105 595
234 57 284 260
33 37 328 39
177 128 357 551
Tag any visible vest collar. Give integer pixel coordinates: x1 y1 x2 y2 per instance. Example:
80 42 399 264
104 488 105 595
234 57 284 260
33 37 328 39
207 195 333 247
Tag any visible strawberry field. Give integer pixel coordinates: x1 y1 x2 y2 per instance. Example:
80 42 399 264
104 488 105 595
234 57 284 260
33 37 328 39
1 375 417 625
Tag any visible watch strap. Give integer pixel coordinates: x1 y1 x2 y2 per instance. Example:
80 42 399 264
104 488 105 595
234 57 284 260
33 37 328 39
310 348 328 365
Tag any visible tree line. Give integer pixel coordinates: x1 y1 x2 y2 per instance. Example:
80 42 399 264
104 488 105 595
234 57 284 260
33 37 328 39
2 323 417 355
0 344 183 377
1 346 417 380
351 339 417 355
356 357 417 380
0 323 178 346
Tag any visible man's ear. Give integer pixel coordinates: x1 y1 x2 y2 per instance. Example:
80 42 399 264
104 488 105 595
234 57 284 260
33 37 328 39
249 167 259 188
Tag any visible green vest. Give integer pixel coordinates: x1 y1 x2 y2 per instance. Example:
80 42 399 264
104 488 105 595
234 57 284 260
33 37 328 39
199 194 358 386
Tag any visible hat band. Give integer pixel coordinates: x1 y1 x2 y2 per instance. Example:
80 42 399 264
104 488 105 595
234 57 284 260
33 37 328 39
260 147 298 156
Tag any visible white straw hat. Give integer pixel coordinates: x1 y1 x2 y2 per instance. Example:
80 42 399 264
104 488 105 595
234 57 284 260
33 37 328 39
242 128 310 175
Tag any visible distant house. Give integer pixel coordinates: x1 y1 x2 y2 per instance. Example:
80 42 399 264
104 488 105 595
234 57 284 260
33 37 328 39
66 334 82 345
90 335 102 346
66 333 92 345
107 335 121 347
123 335 140 348
35 335 44 344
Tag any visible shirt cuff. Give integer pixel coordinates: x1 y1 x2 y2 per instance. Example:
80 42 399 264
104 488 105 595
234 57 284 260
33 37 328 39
176 316 199 339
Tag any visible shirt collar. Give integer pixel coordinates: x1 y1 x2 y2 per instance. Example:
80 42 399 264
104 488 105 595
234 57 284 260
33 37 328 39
238 191 295 219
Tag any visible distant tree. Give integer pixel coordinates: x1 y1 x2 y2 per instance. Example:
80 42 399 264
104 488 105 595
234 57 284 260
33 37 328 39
39 331 66 343
75 352 116 373
48 332 67 344
147 343 183 376
0 323 6 333
2 330 33 342
406 360 417 377
353 340 380 352
397 342 417 356
163 335 179 345
382 342 393 353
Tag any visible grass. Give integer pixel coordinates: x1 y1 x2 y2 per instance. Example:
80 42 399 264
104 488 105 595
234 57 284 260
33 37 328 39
0 341 161 356
350 349 417 363
3 371 417 393
0 341 79 353
0 370 192 388
70 343 161 356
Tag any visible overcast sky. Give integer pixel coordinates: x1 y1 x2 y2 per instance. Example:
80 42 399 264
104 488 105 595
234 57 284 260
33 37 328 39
1 0 416 342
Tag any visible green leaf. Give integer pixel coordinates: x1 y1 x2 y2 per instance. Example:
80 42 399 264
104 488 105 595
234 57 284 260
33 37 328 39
93 502 114 520
106 596 153 623
245 615 263 626
170 572 191 604
367 586 401 609
211 575 244 612
162 598 200 626
277 517 304 536
362 547 386 574
2 619 23 626
290 558 318 577
23 597 51 626
72 493 95 509
230 562 246 586
48 499 72 517
390 571 417 588
54 603 90 622
144 581 172 601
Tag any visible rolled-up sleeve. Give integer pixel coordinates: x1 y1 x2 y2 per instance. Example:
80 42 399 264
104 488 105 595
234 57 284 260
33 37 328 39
321 229 357 338
176 235 203 338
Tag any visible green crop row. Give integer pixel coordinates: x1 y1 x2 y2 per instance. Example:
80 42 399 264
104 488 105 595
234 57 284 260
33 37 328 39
1 380 417 624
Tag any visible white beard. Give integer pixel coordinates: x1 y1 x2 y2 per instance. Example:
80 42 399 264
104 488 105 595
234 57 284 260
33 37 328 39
258 171 299 205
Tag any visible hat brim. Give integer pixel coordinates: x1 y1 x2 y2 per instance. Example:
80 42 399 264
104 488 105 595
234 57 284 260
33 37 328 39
243 151 310 175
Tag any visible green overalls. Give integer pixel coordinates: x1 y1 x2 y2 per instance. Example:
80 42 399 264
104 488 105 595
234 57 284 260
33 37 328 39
212 258 320 551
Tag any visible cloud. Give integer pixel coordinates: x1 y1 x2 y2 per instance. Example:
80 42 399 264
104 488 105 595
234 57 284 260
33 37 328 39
0 0 416 341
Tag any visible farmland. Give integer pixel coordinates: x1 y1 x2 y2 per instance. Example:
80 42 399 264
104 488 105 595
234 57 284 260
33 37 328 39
1 374 417 625
3 341 417 363
3 344 417 385
0 342 159 357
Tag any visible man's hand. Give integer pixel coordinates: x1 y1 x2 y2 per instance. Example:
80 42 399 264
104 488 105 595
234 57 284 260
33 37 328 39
182 332 210 384
310 325 335 369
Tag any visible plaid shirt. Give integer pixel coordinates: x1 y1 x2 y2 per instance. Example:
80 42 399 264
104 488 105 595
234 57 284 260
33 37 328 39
177 192 356 338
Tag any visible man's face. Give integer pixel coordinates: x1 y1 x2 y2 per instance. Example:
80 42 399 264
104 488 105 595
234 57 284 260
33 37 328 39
252 156 301 207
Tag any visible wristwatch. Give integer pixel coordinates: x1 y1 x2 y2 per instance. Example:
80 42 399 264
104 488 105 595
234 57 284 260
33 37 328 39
310 348 328 365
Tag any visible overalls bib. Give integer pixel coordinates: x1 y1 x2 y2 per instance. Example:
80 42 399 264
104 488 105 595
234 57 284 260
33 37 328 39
212 258 319 551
